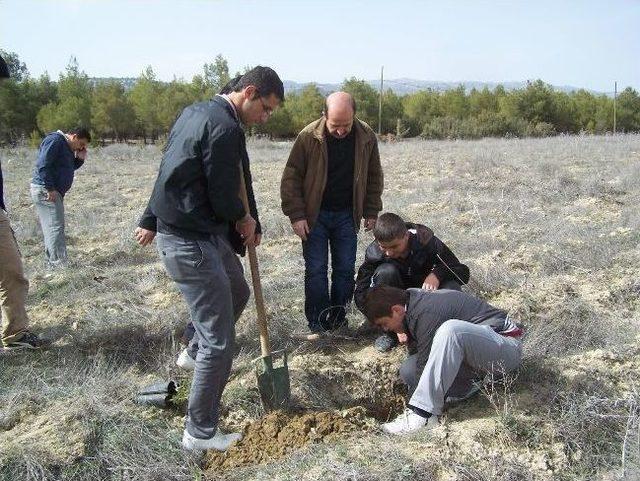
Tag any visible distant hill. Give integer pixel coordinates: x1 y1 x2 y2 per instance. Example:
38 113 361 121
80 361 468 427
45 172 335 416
89 77 138 90
283 79 605 96
90 77 605 96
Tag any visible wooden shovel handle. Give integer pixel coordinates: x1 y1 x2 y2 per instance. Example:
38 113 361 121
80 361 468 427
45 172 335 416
238 163 271 358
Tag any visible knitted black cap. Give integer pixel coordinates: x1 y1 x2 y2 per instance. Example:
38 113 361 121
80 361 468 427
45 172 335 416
0 55 9 78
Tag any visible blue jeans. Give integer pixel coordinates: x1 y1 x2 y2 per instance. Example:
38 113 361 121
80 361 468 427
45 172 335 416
30 183 67 267
303 209 357 331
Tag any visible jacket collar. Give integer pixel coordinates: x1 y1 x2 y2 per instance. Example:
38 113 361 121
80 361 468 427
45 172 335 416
213 95 242 127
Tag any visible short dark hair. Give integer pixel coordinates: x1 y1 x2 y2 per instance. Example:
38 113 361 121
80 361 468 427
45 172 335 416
0 55 9 79
363 285 408 323
373 212 407 242
69 127 91 142
222 66 284 101
324 95 357 115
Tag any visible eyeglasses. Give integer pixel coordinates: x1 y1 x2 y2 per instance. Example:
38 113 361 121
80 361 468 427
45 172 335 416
258 96 274 117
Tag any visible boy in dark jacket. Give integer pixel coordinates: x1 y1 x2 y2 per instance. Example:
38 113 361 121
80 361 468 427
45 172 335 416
354 212 470 351
364 285 523 435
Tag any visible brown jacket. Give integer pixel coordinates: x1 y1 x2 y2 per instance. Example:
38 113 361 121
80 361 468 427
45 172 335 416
280 117 384 230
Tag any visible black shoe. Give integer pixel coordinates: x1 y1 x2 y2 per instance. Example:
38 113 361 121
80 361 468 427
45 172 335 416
3 331 45 350
374 332 398 352
445 380 482 404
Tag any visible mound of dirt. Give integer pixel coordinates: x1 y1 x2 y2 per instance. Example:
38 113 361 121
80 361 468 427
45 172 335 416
205 407 376 472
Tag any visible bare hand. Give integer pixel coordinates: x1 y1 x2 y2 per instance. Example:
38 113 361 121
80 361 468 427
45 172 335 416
244 233 262 248
422 273 440 291
75 148 88 161
134 227 156 246
397 332 408 344
292 219 309 241
364 217 377 231
236 214 257 246
45 190 58 202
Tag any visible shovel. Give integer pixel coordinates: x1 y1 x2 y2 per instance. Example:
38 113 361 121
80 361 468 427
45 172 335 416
238 163 291 411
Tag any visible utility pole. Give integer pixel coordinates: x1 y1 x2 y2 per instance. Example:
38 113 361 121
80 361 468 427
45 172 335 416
378 66 384 136
613 81 617 134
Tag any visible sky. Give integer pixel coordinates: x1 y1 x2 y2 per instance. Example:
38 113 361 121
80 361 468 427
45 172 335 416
1 0 639 93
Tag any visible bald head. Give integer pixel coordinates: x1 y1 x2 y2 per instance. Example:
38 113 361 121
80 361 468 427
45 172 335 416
324 92 356 139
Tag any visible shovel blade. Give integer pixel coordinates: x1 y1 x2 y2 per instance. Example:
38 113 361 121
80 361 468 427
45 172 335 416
254 350 290 411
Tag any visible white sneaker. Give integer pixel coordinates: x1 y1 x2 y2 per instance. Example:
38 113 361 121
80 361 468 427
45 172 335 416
381 409 439 435
182 428 242 451
176 349 195 371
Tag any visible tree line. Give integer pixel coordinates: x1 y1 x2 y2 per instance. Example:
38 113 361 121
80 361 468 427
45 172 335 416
1 50 639 146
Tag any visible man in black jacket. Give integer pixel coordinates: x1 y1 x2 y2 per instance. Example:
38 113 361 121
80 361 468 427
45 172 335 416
354 212 470 352
140 66 283 452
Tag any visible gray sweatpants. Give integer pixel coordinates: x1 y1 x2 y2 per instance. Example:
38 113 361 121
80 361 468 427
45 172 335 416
405 319 522 416
157 232 245 439
30 183 67 267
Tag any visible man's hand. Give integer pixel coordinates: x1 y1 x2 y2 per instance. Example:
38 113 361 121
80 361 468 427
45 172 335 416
397 332 408 344
134 227 156 247
45 190 59 202
364 217 377 231
75 148 88 161
236 214 257 246
292 219 309 241
422 273 440 291
244 233 262 247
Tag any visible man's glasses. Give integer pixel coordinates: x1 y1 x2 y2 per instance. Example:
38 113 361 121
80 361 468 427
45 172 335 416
258 96 274 117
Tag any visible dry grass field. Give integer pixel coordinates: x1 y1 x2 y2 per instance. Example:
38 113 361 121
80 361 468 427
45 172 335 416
1 134 639 481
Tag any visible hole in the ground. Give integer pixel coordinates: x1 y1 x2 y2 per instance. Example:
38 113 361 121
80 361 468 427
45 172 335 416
204 353 409 473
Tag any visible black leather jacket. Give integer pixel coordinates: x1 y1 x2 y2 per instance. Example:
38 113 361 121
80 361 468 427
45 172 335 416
139 96 260 248
354 224 470 311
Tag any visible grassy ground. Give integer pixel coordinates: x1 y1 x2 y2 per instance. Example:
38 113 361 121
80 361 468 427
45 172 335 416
1 134 639 480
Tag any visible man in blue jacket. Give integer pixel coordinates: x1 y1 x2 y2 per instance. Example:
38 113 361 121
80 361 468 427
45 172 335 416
141 66 284 452
30 127 90 267
0 54 44 349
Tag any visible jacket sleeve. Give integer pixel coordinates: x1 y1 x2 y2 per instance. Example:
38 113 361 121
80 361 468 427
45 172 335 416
363 139 383 218
280 134 308 223
138 204 157 231
354 256 378 313
202 126 246 223
36 137 62 190
243 158 262 234
429 236 470 285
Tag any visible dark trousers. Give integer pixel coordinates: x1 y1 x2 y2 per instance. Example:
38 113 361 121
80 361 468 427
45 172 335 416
372 262 462 292
303 209 357 331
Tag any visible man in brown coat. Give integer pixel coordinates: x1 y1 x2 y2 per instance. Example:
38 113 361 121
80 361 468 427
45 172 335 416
281 92 383 336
